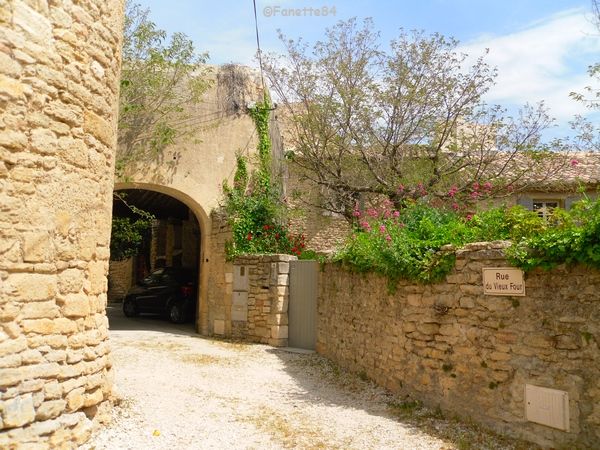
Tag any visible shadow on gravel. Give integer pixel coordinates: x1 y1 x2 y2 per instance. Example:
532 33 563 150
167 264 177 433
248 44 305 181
106 304 196 337
266 348 539 450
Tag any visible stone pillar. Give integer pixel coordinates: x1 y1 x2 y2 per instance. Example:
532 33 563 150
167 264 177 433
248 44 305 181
232 254 294 346
0 0 124 447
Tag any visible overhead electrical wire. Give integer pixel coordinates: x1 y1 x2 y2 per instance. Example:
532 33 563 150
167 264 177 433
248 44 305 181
252 0 267 95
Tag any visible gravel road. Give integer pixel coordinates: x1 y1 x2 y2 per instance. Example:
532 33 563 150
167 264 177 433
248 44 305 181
83 306 536 450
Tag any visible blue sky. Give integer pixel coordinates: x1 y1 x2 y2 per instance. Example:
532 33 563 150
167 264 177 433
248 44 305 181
134 0 600 138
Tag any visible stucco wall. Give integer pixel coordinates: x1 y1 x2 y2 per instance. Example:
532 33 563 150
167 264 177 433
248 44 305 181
117 66 263 215
0 0 123 447
317 243 600 448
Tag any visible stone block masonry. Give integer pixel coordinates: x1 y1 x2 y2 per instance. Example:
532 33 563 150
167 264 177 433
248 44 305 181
317 242 600 448
0 0 124 447
206 212 292 345
233 254 294 347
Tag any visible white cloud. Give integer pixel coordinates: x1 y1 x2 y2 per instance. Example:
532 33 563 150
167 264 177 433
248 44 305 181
459 9 600 121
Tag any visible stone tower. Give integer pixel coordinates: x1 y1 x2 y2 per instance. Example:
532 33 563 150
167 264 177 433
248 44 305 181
0 0 124 446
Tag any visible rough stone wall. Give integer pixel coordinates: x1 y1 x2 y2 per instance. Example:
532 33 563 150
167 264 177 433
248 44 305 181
317 242 600 448
233 254 293 347
286 166 351 253
107 258 132 302
206 211 291 345
0 0 123 447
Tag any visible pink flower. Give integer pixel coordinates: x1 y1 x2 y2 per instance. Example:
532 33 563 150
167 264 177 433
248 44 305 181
367 208 378 218
452 202 459 211
392 210 400 218
466 214 473 221
470 191 480 199
397 184 405 193
448 186 458 198
483 182 493 191
379 225 386 233
384 210 391 219
352 209 361 217
385 235 392 241
472 182 480 191
570 159 579 167
360 221 371 231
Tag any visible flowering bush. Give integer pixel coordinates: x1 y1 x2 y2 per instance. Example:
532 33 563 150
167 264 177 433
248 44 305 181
338 202 475 283
233 222 306 257
335 195 600 284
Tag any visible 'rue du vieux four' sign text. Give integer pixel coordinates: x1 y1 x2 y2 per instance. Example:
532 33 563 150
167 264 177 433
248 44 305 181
482 268 525 296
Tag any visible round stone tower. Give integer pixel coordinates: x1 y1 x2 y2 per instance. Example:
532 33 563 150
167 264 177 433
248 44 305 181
0 0 124 446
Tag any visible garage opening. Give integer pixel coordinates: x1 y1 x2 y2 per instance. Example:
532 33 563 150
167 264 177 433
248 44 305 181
108 188 202 331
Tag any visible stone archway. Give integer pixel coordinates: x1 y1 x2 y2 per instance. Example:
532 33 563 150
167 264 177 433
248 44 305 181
113 182 211 334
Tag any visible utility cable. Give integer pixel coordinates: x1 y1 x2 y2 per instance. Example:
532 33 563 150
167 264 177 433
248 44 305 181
252 0 267 95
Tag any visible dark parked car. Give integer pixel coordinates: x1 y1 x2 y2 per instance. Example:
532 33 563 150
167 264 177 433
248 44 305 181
123 267 197 323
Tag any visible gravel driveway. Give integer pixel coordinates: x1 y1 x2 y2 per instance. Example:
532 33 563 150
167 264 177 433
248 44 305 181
83 306 536 450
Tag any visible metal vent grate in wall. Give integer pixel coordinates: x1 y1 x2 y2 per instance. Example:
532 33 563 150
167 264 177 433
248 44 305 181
525 384 570 431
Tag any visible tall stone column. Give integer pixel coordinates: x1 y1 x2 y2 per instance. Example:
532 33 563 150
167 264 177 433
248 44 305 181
0 0 124 447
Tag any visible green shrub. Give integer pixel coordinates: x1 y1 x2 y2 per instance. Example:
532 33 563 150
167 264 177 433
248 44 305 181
222 98 310 259
507 197 600 270
335 196 600 283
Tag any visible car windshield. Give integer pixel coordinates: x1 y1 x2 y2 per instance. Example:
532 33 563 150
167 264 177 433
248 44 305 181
140 269 170 285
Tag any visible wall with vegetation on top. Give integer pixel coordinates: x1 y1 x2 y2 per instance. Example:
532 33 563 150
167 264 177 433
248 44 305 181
317 242 600 448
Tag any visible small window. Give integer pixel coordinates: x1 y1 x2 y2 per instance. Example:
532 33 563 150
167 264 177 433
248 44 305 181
532 200 560 220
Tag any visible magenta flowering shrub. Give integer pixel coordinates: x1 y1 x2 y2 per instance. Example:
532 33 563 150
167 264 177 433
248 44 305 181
335 196 559 284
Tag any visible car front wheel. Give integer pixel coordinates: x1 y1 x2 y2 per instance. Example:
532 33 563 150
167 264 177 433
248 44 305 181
123 298 138 317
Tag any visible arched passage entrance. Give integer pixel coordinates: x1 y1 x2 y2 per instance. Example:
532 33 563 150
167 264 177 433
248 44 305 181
111 182 211 334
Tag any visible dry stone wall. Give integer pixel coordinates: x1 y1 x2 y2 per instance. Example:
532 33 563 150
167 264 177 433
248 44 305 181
107 257 132 302
206 211 291 345
0 0 123 447
317 242 600 448
233 254 293 347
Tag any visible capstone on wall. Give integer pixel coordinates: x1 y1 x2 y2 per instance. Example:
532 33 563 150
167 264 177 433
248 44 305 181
317 242 600 448
0 0 123 447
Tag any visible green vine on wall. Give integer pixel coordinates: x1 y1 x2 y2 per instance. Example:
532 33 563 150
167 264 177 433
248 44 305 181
247 97 272 191
222 96 308 259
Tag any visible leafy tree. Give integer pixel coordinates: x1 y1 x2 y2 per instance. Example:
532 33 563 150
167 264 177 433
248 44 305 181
569 0 600 151
117 1 211 176
110 194 155 261
264 19 568 221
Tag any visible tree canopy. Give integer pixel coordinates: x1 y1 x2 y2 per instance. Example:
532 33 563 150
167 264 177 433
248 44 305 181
569 0 600 152
264 19 569 220
117 1 211 177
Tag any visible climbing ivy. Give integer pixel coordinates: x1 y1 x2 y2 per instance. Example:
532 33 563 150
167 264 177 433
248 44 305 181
222 96 307 259
247 97 272 190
